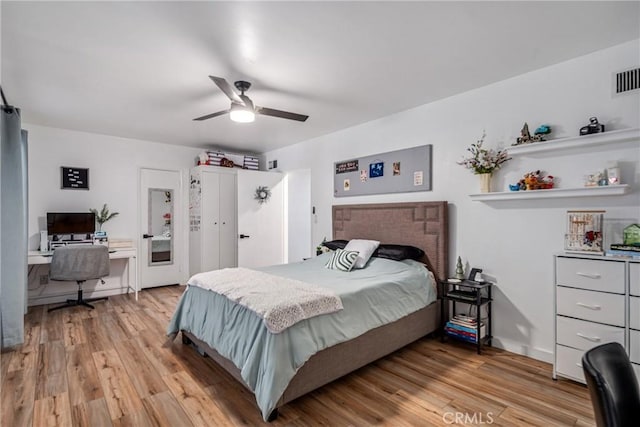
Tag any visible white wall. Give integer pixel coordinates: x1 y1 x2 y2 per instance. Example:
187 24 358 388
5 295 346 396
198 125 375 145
26 124 201 248
265 40 640 362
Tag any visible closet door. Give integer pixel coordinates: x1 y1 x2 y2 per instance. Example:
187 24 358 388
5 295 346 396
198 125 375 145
201 171 221 272
218 172 237 268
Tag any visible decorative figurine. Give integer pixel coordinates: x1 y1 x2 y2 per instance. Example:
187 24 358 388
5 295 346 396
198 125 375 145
534 124 551 138
513 170 554 190
580 117 605 135
455 256 465 280
513 122 547 145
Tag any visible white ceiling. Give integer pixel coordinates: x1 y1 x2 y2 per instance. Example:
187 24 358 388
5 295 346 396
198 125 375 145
2 1 639 154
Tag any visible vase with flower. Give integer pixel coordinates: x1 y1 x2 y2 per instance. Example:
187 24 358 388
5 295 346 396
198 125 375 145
457 132 512 193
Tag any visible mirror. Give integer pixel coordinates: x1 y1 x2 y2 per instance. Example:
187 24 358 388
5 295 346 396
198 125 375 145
148 188 173 265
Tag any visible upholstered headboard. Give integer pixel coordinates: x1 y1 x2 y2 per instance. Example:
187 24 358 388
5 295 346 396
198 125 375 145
332 202 449 281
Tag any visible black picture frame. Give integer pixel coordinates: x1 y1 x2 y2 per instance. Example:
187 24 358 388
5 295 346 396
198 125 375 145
61 166 89 190
468 267 483 282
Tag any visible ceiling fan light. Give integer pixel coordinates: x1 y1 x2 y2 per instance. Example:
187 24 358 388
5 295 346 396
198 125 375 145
230 103 255 123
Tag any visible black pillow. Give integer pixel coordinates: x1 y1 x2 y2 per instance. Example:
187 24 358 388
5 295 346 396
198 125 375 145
373 244 425 261
322 240 349 251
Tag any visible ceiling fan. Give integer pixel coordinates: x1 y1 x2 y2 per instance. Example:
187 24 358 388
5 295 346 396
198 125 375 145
194 76 309 123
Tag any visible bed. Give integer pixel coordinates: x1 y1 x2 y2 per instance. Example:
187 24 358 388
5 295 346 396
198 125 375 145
168 201 448 421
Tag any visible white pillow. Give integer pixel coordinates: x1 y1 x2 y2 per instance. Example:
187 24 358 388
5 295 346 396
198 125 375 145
344 239 380 269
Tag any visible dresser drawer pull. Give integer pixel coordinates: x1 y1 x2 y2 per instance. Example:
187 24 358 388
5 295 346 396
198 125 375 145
576 332 601 342
576 272 601 279
576 302 601 310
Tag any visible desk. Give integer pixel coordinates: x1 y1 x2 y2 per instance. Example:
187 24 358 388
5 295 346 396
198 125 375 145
28 247 138 303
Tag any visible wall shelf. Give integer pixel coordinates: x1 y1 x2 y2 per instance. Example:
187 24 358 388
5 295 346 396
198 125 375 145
470 184 631 202
506 128 640 157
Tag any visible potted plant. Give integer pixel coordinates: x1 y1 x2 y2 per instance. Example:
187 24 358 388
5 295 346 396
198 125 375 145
90 204 119 231
457 132 511 193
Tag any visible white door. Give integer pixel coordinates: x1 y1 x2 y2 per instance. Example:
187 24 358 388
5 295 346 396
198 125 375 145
200 170 237 272
285 169 312 262
237 170 285 268
139 168 184 288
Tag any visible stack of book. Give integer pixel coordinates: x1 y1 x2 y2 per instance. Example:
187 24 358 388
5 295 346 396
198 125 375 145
445 314 486 343
606 244 640 259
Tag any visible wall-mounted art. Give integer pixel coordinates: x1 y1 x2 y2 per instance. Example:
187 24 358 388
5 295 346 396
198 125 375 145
61 166 89 190
334 145 432 197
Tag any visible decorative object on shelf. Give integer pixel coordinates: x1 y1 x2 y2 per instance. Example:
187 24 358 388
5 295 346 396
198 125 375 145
565 210 604 254
580 116 605 135
458 132 511 193
254 186 271 204
512 122 546 146
163 212 171 225
197 151 210 166
89 204 119 232
511 170 554 191
220 157 235 168
455 256 465 280
624 224 640 246
479 173 492 193
534 124 551 138
606 161 620 185
584 170 607 187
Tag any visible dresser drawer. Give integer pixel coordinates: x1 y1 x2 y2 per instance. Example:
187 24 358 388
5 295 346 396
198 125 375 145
631 262 640 296
556 257 624 293
556 286 625 326
555 344 585 383
630 330 640 364
556 316 624 351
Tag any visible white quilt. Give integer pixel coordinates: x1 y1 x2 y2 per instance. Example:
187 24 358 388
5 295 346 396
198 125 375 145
188 267 343 333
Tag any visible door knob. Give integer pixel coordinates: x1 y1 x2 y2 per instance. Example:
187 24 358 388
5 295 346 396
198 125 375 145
239 234 250 239
142 234 154 239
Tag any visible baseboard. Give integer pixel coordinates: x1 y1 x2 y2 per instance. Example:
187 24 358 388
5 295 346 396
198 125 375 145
491 337 554 364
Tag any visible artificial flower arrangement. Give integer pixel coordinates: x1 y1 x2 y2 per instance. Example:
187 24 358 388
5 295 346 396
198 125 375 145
509 170 555 191
457 132 511 174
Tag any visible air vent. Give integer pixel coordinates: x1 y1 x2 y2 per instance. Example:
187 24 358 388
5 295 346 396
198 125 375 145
615 67 639 94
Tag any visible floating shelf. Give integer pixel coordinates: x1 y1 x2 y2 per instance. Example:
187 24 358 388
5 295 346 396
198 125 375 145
470 184 631 201
506 128 640 157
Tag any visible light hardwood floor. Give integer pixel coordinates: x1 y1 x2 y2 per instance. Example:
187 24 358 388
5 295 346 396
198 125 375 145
2 285 595 426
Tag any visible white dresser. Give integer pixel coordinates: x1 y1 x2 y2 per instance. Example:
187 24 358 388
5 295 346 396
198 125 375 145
554 254 640 384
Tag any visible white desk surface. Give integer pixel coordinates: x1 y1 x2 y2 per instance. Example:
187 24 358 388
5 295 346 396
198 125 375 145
28 247 136 264
28 247 138 300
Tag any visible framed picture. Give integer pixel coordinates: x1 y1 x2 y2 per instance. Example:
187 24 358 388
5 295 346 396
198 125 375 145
565 210 605 254
369 161 384 178
61 166 89 190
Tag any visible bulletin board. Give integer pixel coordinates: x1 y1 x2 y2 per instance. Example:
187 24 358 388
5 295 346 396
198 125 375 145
333 145 432 197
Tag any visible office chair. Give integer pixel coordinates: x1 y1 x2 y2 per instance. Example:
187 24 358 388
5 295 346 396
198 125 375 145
582 342 640 427
48 245 110 311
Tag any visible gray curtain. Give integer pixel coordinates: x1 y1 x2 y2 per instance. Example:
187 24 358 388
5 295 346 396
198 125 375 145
1 105 28 349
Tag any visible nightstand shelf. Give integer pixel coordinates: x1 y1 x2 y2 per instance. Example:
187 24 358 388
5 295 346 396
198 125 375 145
440 279 493 354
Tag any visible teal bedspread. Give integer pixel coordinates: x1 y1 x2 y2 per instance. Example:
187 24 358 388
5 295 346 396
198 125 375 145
167 253 436 420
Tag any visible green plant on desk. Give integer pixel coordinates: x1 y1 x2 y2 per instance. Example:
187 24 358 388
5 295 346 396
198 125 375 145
90 204 119 231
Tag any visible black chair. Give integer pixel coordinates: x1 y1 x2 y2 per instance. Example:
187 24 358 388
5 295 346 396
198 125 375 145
582 342 640 427
48 245 110 311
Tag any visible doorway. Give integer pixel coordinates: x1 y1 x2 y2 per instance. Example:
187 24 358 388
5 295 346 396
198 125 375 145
139 168 184 288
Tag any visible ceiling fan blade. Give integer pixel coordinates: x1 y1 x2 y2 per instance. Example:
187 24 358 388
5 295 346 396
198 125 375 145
255 106 309 122
193 109 230 121
209 76 244 105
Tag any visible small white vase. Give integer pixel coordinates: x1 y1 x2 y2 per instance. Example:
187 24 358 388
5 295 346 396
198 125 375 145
479 173 492 193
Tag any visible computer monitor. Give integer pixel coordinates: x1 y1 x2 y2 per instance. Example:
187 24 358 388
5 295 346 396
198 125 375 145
47 212 96 236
